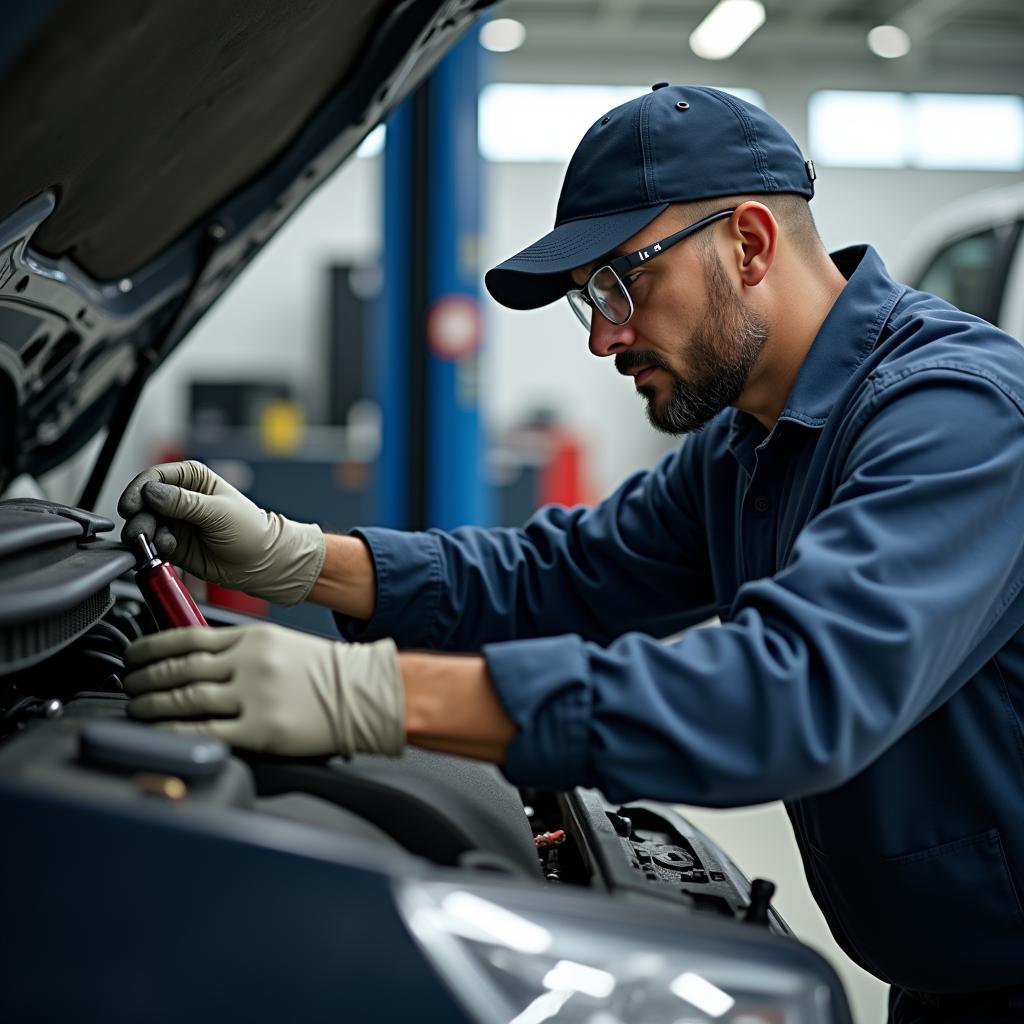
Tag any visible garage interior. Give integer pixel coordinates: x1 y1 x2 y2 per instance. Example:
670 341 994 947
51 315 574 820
3 2 1024 1022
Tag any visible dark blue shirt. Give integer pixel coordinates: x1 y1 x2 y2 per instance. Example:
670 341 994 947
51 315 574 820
339 246 1024 994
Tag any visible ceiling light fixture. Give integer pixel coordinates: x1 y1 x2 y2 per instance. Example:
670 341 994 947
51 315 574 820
689 0 766 61
480 18 527 53
867 24 912 58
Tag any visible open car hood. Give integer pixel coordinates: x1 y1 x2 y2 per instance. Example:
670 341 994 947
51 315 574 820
0 0 492 497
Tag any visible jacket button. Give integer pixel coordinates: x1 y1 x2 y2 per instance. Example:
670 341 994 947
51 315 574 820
753 495 771 514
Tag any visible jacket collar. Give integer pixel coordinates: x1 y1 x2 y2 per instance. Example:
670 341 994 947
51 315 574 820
727 244 906 465
777 244 905 428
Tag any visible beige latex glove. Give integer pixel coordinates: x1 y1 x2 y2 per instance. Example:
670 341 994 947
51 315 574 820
123 624 404 758
118 461 326 607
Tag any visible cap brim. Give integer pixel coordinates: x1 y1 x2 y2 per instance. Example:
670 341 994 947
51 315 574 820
484 204 669 311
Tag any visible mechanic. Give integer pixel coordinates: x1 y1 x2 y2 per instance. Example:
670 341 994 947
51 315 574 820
119 85 1024 1020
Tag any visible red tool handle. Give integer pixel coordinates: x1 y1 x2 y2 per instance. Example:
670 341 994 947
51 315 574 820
136 561 208 629
131 533 208 629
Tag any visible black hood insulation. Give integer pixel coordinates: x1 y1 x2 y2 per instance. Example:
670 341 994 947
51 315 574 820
0 0 389 279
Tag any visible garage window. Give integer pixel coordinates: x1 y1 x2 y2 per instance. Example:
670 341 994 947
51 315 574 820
478 84 763 162
809 91 1024 171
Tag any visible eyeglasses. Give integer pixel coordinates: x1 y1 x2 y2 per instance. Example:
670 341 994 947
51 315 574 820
566 208 736 331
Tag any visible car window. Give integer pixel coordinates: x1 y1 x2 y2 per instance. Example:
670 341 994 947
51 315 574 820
916 226 1008 323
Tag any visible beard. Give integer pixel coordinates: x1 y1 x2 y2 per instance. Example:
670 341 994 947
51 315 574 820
616 249 769 435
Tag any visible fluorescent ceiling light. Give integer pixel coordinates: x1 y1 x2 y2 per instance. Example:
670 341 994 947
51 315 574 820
867 24 911 58
689 0 766 60
480 18 526 53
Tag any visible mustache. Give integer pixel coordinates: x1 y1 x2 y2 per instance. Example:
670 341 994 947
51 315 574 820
614 350 672 377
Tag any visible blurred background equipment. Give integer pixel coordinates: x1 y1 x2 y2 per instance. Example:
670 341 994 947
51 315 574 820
190 381 294 443
327 263 376 429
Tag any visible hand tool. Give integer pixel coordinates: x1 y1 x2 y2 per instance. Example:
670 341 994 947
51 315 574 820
132 534 208 629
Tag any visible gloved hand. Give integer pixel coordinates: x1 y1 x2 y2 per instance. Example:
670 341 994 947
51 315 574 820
118 460 326 607
123 624 404 758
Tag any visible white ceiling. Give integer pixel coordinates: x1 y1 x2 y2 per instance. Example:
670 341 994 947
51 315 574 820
492 0 1024 88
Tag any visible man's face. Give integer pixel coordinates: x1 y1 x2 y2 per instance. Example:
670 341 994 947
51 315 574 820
572 216 769 435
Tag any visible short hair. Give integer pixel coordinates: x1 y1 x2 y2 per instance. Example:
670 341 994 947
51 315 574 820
671 193 825 264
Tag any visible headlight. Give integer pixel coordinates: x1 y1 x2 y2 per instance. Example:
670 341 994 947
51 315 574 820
396 881 841 1024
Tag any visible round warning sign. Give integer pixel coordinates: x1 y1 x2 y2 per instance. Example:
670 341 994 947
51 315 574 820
427 295 481 361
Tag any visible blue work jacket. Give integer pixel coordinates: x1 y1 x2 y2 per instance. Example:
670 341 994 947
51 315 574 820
338 245 1024 994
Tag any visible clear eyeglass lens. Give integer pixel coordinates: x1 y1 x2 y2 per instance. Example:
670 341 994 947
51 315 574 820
567 290 593 330
589 266 630 325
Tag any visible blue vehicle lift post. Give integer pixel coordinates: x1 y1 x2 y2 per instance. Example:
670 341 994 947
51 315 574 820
374 26 491 531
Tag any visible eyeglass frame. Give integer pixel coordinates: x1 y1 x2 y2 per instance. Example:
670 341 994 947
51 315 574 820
566 208 736 330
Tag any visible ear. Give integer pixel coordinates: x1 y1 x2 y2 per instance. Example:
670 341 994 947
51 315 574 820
727 202 777 287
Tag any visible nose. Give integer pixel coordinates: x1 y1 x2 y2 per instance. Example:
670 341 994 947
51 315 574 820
588 313 636 358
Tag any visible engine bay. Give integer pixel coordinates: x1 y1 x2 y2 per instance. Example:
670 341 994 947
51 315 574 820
0 496 780 930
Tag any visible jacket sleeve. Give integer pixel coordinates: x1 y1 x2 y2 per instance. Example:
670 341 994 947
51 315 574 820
485 370 1024 805
334 438 717 650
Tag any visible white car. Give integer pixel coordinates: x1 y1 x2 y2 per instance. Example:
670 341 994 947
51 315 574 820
897 181 1024 340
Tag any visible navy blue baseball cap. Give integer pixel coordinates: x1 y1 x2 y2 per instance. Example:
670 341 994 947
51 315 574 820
485 84 816 311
